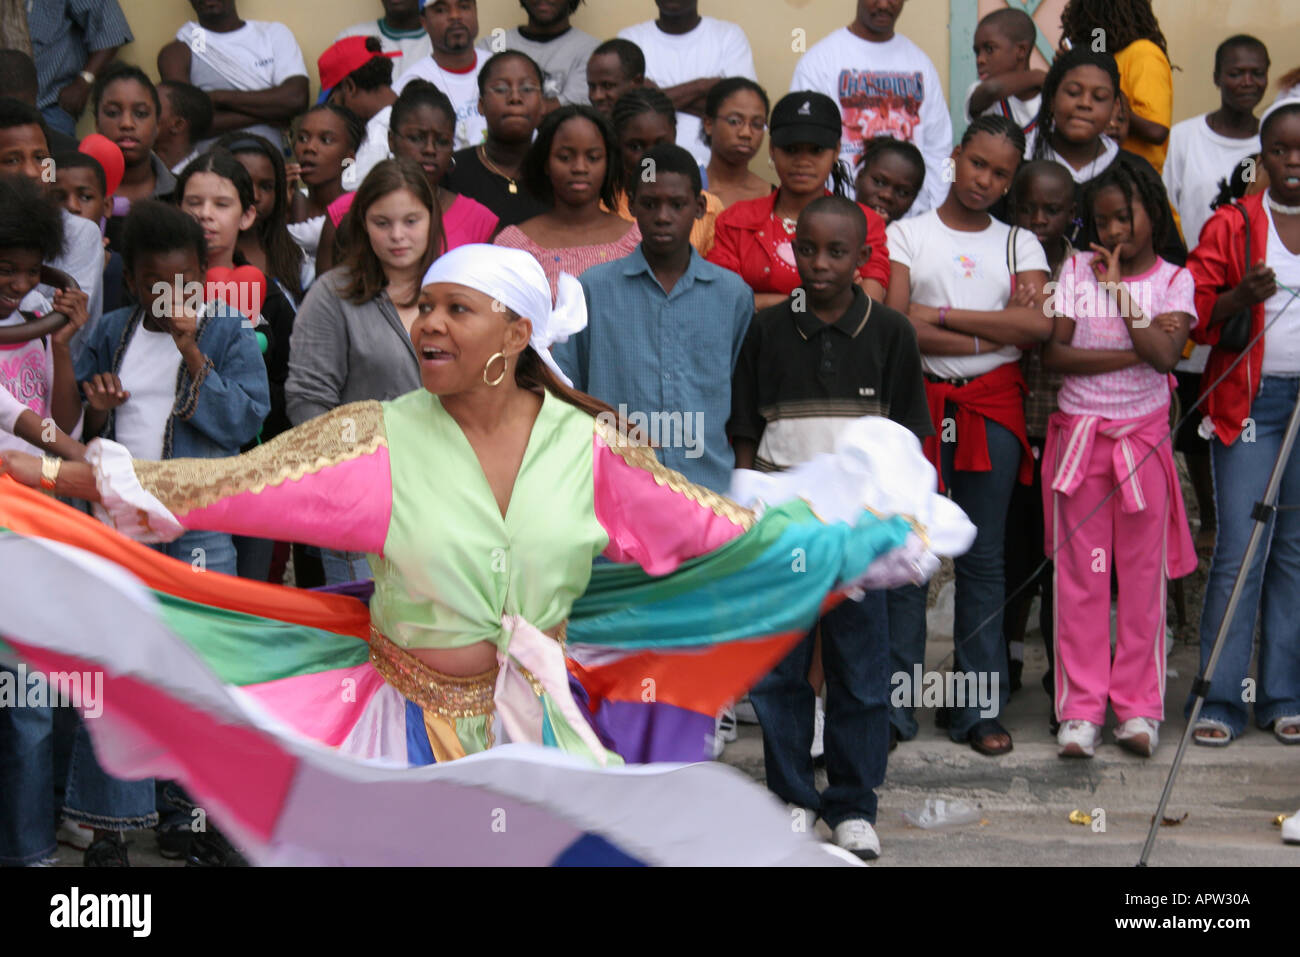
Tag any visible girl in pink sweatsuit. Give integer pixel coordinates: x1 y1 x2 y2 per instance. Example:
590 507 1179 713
1042 153 1197 758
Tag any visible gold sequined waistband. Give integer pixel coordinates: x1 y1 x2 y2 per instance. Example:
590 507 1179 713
368 627 498 719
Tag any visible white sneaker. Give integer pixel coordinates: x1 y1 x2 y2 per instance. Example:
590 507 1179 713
810 696 825 759
1115 717 1160 757
1283 810 1300 845
57 818 93 850
831 818 880 861
734 696 759 724
1057 719 1101 758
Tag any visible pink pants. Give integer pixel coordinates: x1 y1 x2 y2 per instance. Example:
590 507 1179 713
1047 427 1169 725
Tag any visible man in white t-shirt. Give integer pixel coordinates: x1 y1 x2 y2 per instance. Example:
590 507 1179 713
158 0 308 152
393 0 487 150
791 0 952 216
1164 35 1269 249
618 1 756 168
336 0 433 80
479 0 599 108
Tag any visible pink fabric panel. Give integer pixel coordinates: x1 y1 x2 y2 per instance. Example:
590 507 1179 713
240 662 387 748
176 448 392 554
592 433 746 576
8 641 294 844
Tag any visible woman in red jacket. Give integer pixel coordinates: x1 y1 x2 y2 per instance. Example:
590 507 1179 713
1184 99 1300 747
707 92 890 308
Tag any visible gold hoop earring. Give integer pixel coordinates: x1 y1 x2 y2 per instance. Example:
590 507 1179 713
483 351 508 386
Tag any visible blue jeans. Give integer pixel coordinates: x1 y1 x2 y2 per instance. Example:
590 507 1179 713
40 104 76 137
0 675 155 864
748 591 889 826
889 414 1016 741
321 549 371 586
1187 376 1300 735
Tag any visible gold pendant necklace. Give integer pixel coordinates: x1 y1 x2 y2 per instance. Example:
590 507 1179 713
478 145 519 194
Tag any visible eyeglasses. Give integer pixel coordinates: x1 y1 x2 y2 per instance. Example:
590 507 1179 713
721 114 767 133
485 83 542 98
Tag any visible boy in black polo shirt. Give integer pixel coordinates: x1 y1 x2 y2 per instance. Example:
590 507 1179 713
729 196 931 860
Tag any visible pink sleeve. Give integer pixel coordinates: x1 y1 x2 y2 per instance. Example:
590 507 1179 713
92 402 393 554
591 428 751 576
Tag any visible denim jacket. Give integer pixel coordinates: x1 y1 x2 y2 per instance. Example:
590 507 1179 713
75 303 270 459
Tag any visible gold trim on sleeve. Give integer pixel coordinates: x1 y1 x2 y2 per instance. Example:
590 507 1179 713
132 402 388 515
594 418 756 530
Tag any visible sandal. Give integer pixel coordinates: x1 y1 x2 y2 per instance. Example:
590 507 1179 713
1192 717 1234 747
968 718 1013 756
1271 715 1300 745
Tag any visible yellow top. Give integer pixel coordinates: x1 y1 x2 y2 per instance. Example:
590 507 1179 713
1116 39 1174 173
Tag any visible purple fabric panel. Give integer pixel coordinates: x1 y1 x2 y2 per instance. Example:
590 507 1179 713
582 694 718 764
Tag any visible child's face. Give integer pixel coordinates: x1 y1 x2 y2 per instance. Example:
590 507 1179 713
951 131 1020 211
773 142 838 195
1051 65 1115 145
95 78 159 167
587 53 634 116
180 171 256 263
294 110 353 187
363 186 431 271
1262 112 1300 207
630 171 701 260
1215 46 1269 115
48 167 108 223
703 89 767 168
130 246 204 323
973 23 1024 80
546 116 607 208
1092 184 1152 260
1014 173 1074 248
0 123 49 183
231 150 277 222
390 104 456 188
619 111 674 180
0 247 43 316
478 56 543 143
794 211 867 303
855 151 922 223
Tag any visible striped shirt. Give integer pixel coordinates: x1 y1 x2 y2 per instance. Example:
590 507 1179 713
28 0 133 110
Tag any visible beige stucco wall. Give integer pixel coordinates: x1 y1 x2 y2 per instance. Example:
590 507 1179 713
107 0 1300 138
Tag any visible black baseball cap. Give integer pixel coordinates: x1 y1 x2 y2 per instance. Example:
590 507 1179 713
770 92 842 149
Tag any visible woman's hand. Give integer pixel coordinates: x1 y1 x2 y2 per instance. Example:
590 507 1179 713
49 289 90 348
82 372 130 411
1234 262 1278 307
0 449 45 488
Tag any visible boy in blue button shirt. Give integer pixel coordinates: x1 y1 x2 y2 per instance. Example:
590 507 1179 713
553 142 752 494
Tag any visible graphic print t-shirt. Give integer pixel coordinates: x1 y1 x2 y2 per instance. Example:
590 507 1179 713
791 28 952 215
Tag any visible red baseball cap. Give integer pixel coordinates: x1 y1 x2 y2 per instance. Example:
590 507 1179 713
317 37 400 104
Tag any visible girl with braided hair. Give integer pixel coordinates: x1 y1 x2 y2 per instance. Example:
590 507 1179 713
885 114 1051 757
1030 47 1185 265
1059 0 1174 172
1041 150 1197 759
608 86 725 253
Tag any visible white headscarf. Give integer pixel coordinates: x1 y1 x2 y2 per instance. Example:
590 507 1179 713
421 244 587 387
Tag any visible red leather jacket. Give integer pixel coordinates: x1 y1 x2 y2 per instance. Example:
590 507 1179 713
706 190 891 295
1188 193 1269 447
